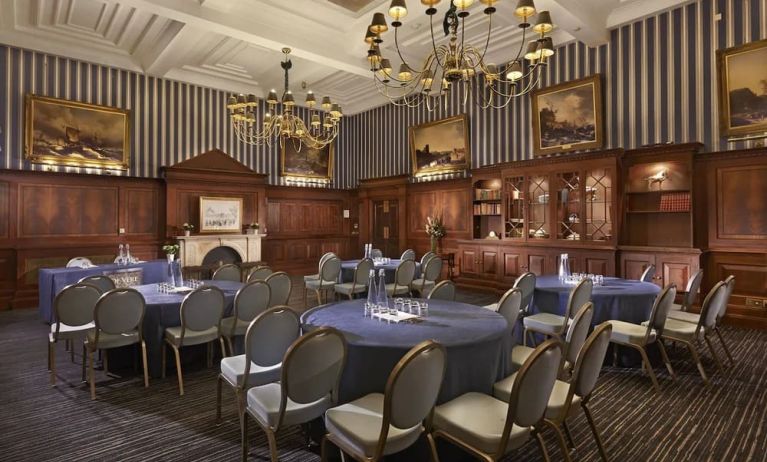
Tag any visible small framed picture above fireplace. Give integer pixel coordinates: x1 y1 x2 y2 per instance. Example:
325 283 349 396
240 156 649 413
199 196 243 233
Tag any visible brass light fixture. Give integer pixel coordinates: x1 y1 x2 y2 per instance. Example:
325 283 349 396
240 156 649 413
226 48 341 150
366 0 556 110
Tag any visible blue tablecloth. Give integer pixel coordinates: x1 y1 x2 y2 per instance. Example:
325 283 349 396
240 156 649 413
340 259 421 284
301 299 512 404
38 260 171 323
533 276 660 324
134 280 241 377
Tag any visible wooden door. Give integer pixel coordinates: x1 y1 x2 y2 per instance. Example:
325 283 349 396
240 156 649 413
620 252 657 283
502 248 525 281
460 245 479 276
373 200 399 257
526 251 549 276
480 246 499 277
658 254 698 289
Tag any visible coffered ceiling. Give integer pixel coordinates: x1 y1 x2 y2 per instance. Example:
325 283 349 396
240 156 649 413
0 0 689 114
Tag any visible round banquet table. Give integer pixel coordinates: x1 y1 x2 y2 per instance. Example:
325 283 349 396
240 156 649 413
339 259 420 284
300 299 512 404
533 275 661 324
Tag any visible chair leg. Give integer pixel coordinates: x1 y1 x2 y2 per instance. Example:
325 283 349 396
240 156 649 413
70 340 75 363
703 335 725 375
88 347 96 400
657 341 676 380
207 342 213 369
684 340 709 386
562 421 576 450
81 342 87 382
49 341 56 386
265 427 279 462
220 337 227 360
426 432 441 462
161 342 167 379
303 287 308 309
225 336 234 357
714 326 735 365
170 343 184 396
140 341 149 388
320 435 330 462
545 419 572 462
316 289 323 307
241 411 249 462
582 401 608 462
533 427 551 462
634 345 660 393
103 349 109 374
216 375 223 424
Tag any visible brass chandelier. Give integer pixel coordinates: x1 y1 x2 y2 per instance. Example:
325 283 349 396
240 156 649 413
366 0 556 110
226 48 342 150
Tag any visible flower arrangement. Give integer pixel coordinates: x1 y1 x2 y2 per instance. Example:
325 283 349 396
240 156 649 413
425 215 446 252
181 223 194 231
162 244 179 255
248 222 259 229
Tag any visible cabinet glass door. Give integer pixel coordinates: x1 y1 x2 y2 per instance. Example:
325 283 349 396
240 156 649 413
528 175 550 239
585 167 613 241
556 171 581 240
504 176 525 239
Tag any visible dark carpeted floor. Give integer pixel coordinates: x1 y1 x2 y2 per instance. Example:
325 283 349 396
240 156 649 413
1 276 766 462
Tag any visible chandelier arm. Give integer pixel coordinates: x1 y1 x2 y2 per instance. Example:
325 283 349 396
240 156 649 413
428 14 447 69
476 12 493 66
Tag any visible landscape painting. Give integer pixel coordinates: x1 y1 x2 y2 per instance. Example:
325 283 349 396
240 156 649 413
531 74 603 156
25 94 129 169
281 139 333 180
410 114 470 176
200 197 243 233
718 39 767 137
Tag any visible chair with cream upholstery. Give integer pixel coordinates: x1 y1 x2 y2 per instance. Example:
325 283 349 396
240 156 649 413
512 302 594 382
607 285 677 392
410 256 442 297
321 340 446 462
213 264 242 282
335 258 374 300
667 269 703 314
216 307 300 441
420 251 437 267
243 327 347 462
247 266 273 283
400 249 416 261
523 279 592 347
304 252 337 283
265 272 292 307
221 281 271 356
496 288 523 328
651 281 729 384
385 260 416 297
640 264 656 283
78 275 116 294
305 257 341 307
428 280 455 301
85 288 148 399
713 275 736 365
66 257 93 268
162 285 226 396
48 283 102 386
432 339 563 462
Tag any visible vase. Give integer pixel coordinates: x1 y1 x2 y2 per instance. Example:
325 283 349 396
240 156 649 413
166 253 175 264
184 230 191 236
430 236 438 253
246 228 257 235
166 253 175 286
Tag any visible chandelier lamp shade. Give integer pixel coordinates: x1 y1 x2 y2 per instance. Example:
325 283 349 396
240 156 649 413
365 0 556 110
226 48 341 150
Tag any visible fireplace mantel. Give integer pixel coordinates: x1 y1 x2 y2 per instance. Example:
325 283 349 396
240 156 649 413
176 233 264 266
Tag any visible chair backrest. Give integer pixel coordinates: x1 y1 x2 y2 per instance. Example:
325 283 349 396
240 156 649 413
698 280 728 332
394 260 417 287
180 285 225 332
512 272 536 313
355 258 375 286
66 257 93 268
643 284 677 342
563 302 595 367
385 341 447 432
565 279 593 320
233 280 271 323
265 272 292 306
93 288 145 339
371 248 383 259
320 257 342 282
78 275 116 294
422 256 443 282
428 280 455 301
319 252 337 271
503 339 562 446
279 327 347 427
681 269 704 310
640 264 656 283
212 264 241 282
716 275 736 322
572 322 613 399
497 288 523 330
420 251 437 267
400 249 416 261
53 283 102 329
247 266 273 282
242 306 301 387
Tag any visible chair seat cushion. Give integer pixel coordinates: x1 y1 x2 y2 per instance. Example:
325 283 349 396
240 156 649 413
483 303 499 312
304 274 320 282
510 345 535 370
50 322 95 341
306 279 337 290
246 382 332 428
220 354 280 388
324 393 422 458
668 302 684 312
335 283 367 295
523 313 567 335
86 330 139 350
645 318 701 340
220 317 250 337
385 284 410 296
666 310 701 324
164 326 219 347
410 279 435 290
434 392 530 455
545 379 579 420
607 320 654 345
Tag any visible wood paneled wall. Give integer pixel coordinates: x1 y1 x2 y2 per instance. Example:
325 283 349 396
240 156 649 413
406 179 472 257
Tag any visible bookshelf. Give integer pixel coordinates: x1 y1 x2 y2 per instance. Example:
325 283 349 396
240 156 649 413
472 177 503 239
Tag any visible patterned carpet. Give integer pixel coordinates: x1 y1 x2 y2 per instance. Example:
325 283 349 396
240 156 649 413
1 277 766 462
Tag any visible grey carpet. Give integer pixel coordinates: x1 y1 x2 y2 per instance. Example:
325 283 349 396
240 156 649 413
1 277 765 462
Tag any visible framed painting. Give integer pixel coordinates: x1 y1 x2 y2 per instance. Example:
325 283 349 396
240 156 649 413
717 38 767 138
280 139 333 180
531 74 603 156
409 114 470 176
25 94 130 170
199 196 243 233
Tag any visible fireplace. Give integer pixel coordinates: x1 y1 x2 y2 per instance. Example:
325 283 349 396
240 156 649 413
176 234 263 266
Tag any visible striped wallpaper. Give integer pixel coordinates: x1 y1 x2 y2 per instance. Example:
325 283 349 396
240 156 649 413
350 0 767 186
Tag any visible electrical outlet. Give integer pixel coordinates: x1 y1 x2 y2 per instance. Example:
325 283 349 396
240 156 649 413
745 298 766 309
119 228 125 234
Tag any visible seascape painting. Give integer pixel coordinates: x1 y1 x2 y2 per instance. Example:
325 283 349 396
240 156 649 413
200 197 243 233
410 114 470 176
25 95 129 169
531 74 603 156
281 139 333 180
718 39 767 137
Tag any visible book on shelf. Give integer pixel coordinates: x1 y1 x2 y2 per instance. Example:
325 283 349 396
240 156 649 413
474 203 501 215
659 192 690 212
475 189 501 201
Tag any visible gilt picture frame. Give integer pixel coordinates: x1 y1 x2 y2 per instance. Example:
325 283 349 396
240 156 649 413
280 139 334 180
199 196 243 233
409 114 470 176
25 94 130 170
531 74 603 156
717 38 767 138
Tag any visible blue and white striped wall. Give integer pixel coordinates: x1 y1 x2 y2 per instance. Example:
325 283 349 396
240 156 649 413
349 0 767 186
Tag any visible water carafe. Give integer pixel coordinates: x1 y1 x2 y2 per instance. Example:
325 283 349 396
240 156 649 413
558 253 571 280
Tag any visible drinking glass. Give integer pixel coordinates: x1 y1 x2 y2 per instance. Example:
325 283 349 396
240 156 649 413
421 302 429 317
